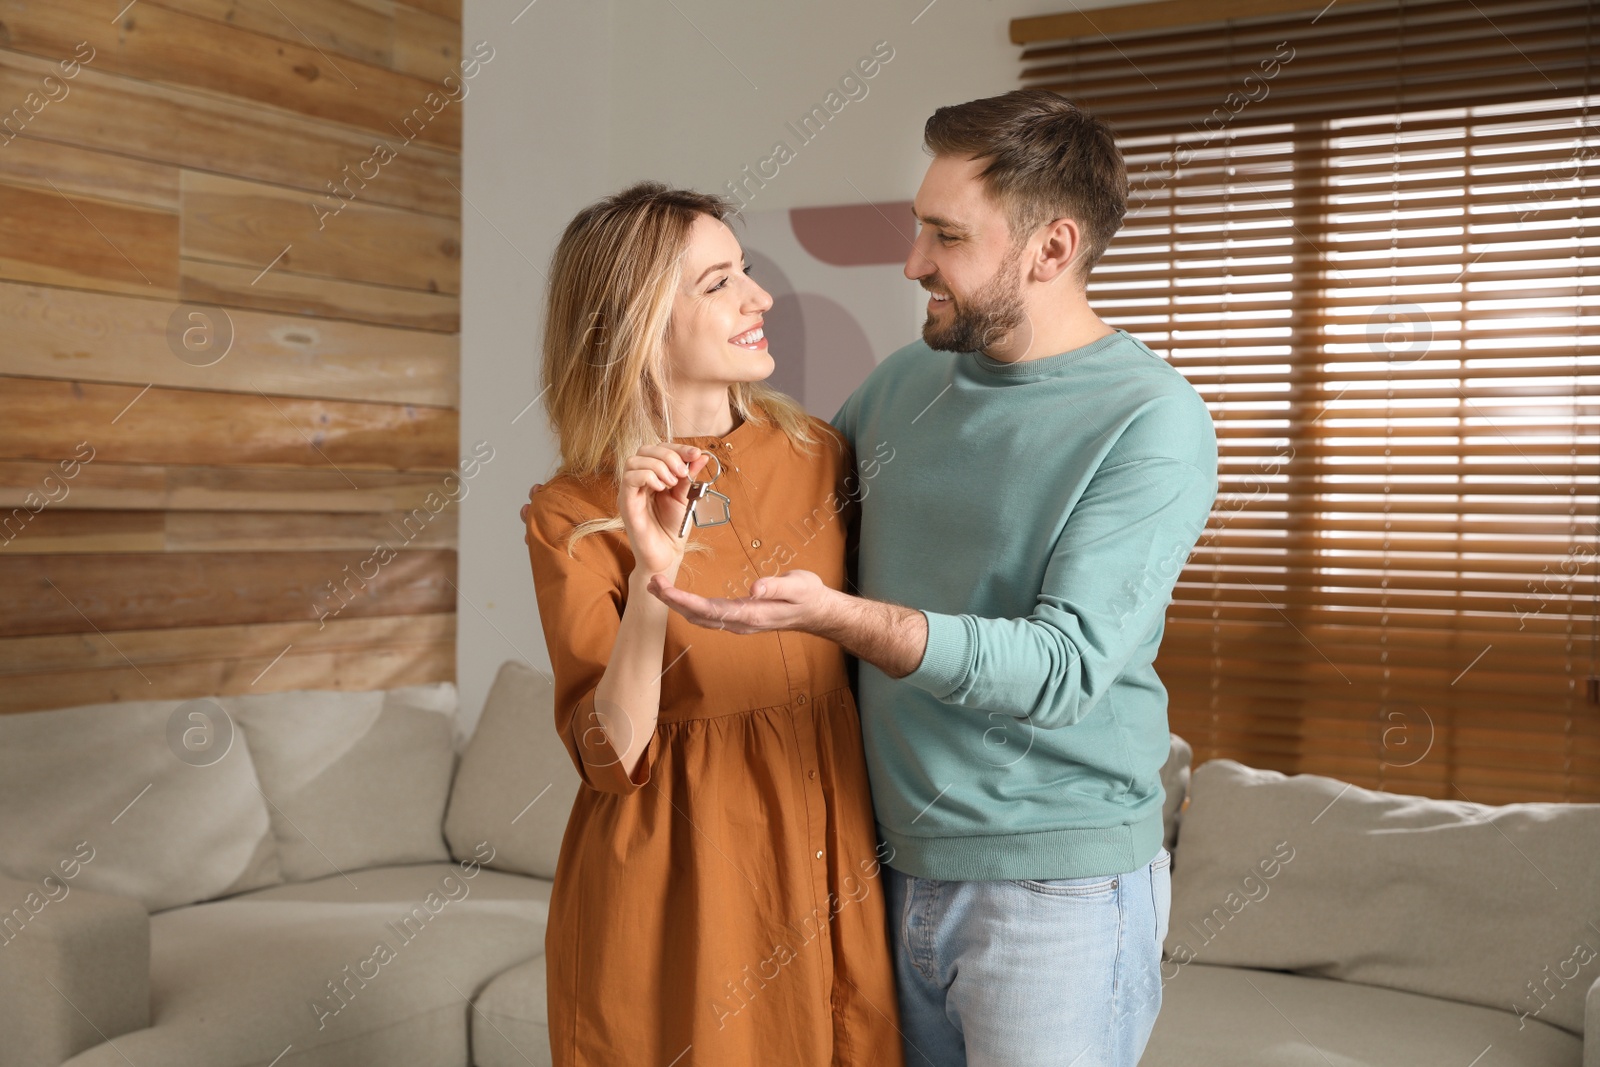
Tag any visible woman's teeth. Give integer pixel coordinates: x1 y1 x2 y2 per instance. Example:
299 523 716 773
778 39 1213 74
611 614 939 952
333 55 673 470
731 327 765 346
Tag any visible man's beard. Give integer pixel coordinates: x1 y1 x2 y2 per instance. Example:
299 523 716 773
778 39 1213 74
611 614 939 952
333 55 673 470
920 244 1028 354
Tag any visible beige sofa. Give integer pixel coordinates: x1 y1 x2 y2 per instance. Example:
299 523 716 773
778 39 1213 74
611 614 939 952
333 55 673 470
1143 754 1600 1067
0 660 577 1067
5 658 1595 1067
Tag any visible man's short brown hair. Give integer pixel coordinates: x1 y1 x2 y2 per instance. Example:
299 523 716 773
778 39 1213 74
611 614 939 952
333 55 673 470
923 88 1127 280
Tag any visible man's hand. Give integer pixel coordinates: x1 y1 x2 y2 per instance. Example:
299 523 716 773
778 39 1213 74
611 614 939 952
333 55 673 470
647 569 929 678
646 570 836 635
519 483 544 544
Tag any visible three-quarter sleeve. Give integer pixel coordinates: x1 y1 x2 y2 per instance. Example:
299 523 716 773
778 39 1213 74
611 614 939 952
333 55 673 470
524 487 659 795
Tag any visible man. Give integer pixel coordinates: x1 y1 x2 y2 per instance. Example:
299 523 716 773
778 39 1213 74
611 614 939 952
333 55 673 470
561 89 1216 1066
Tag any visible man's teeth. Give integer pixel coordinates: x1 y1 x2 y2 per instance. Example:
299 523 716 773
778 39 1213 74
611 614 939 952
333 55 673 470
930 292 951 302
732 327 764 344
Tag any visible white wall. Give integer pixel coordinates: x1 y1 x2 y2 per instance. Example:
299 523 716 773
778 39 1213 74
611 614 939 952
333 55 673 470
608 0 1091 211
456 0 1151 736
454 0 613 741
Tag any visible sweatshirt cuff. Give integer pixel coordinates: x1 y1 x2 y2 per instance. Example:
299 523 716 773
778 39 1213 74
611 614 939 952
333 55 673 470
902 610 972 698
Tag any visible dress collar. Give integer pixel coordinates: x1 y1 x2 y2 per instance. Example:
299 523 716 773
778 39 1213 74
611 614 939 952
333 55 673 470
673 411 760 453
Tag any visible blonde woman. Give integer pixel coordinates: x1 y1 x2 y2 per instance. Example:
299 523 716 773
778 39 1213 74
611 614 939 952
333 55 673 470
519 182 904 1067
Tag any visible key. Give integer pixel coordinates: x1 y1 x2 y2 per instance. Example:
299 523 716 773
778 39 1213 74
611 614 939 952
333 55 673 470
674 450 730 537
677 480 711 538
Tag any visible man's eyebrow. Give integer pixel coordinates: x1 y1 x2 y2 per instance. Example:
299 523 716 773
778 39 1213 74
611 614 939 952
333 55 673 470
912 210 969 234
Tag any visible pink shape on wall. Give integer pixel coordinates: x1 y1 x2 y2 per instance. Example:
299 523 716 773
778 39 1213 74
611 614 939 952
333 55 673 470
789 202 917 267
793 293 875 420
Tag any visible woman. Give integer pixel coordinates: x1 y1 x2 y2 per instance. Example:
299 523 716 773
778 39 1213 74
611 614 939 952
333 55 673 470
521 182 904 1067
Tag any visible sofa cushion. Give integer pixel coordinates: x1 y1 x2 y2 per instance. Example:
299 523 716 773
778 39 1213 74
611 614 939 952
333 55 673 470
60 862 552 1067
0 698 281 912
63 1002 476 1067
0 871 150 1067
444 660 579 880
472 954 552 1067
1141 963 1581 1067
224 684 457 883
1168 759 1600 1035
1160 733 1192 852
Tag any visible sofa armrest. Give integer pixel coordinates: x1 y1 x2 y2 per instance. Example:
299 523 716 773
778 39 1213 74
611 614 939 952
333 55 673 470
1586 975 1600 1067
0 872 150 1067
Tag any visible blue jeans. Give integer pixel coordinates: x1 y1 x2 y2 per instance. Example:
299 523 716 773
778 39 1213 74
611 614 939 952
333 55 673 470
883 848 1171 1067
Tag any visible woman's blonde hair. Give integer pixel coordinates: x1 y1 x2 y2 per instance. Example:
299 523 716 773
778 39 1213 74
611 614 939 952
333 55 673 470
541 181 820 553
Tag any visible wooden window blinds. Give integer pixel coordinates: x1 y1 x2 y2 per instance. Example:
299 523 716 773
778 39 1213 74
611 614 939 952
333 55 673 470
1016 0 1599 802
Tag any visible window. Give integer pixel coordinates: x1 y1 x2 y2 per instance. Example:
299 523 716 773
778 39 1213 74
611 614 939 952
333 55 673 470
1017 0 1599 801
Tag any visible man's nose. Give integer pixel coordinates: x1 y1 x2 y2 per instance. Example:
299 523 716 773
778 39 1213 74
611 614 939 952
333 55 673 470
904 238 933 280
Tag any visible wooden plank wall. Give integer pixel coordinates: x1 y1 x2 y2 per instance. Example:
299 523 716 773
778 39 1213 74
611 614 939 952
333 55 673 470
0 0 467 713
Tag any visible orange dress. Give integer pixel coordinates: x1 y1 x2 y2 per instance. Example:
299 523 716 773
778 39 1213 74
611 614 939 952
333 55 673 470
524 412 905 1067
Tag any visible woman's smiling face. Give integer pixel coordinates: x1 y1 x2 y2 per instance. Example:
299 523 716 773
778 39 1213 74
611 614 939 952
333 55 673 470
663 213 775 392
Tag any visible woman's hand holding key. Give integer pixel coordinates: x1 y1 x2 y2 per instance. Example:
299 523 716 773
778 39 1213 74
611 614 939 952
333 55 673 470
620 443 710 576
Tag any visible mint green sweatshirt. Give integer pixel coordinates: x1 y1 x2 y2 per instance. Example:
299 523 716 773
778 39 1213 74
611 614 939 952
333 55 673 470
830 328 1217 881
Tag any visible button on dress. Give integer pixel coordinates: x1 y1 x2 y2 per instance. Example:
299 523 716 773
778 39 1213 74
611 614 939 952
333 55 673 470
524 412 905 1067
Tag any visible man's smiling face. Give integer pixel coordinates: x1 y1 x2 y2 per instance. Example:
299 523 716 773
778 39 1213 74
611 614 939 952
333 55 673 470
904 153 1029 354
